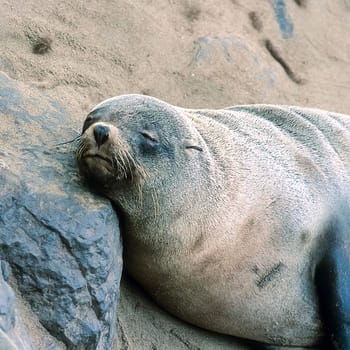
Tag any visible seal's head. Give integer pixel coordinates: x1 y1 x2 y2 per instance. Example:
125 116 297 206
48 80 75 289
76 94 203 214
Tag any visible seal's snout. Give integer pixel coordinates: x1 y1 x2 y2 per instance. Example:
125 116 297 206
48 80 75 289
94 124 110 146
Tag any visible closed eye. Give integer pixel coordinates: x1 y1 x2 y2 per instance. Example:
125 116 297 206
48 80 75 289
140 131 159 143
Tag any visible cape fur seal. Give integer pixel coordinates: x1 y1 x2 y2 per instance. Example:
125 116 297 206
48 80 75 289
77 94 350 349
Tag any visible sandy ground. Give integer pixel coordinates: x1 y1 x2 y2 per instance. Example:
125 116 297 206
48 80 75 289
2 0 350 117
2 0 350 349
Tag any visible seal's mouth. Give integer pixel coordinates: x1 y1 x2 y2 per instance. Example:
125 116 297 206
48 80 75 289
78 147 135 182
83 153 113 166
76 141 115 177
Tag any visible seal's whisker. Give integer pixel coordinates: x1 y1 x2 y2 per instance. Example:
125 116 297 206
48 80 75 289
123 149 134 180
114 155 127 179
115 146 148 184
111 149 127 179
76 144 83 159
76 142 87 161
116 149 127 171
137 180 143 208
120 149 131 179
79 144 88 160
130 153 148 181
139 166 147 180
128 160 134 182
111 155 121 178
151 188 160 219
56 135 82 146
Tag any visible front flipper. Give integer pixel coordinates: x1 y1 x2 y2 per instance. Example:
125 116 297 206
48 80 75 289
315 224 350 350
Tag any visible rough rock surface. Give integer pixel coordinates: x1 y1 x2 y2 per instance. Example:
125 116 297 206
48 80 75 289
0 72 123 349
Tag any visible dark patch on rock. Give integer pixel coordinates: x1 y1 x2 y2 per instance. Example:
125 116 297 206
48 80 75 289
183 2 201 22
248 11 263 32
0 72 123 349
32 37 52 55
294 0 306 7
264 39 304 84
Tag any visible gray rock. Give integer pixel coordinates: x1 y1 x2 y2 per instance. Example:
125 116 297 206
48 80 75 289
0 72 123 350
0 328 18 350
0 260 34 350
0 261 16 338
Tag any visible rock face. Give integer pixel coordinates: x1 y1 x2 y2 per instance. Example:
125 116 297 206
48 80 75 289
0 72 123 350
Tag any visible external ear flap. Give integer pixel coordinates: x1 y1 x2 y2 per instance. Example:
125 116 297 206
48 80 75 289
184 139 203 152
185 145 203 151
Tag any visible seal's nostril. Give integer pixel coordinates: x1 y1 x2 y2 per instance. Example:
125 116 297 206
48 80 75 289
94 125 110 146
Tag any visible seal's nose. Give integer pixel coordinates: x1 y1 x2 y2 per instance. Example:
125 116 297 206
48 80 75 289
94 124 110 146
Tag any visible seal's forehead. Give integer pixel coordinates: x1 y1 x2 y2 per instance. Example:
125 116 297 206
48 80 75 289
82 94 184 134
91 94 166 111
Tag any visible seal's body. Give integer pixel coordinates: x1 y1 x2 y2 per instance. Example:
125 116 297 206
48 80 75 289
77 95 350 349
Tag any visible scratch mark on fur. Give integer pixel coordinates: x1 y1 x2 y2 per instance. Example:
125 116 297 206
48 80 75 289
256 262 285 289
